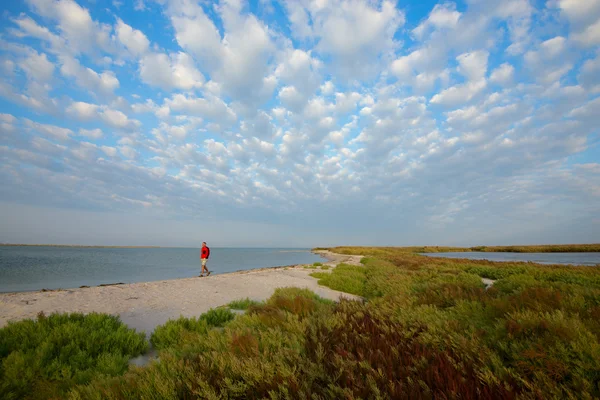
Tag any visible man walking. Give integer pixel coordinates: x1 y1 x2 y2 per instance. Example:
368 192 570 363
200 242 211 277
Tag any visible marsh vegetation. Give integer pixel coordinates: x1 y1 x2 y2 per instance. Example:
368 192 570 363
2 247 599 398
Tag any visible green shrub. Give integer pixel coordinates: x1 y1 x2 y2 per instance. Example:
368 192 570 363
199 307 236 327
227 298 261 310
70 288 334 399
310 263 366 296
150 308 235 350
0 312 147 399
312 262 323 267
319 265 329 270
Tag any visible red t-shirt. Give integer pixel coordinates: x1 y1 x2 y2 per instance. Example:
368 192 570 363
201 246 210 259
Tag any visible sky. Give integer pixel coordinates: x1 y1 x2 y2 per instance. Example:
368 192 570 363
0 0 599 248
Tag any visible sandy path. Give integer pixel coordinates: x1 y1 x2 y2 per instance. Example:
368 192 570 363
313 250 363 266
0 253 362 335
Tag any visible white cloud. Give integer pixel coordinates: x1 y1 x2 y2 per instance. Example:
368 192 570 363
578 55 600 92
308 0 405 78
320 81 335 95
170 3 223 69
24 119 73 141
555 0 600 45
413 3 461 40
430 80 487 107
134 0 146 11
71 141 101 161
244 137 276 157
240 111 276 140
390 46 446 88
60 56 119 94
156 122 192 141
457 50 489 81
25 0 113 55
490 63 515 85
216 15 276 102
115 19 149 56
139 52 204 91
334 92 361 114
10 15 65 52
102 108 137 130
119 145 137 159
164 94 237 126
524 36 572 83
275 49 322 94
571 19 600 47
168 1 275 104
279 86 307 112
557 0 600 24
568 97 600 119
304 96 334 120
67 101 140 130
0 113 17 124
66 101 99 120
19 50 55 83
79 128 103 139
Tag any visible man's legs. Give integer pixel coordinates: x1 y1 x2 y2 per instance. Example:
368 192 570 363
201 258 210 276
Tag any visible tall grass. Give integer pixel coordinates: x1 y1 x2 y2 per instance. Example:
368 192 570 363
0 312 147 399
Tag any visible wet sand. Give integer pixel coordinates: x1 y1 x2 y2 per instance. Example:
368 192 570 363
0 251 362 335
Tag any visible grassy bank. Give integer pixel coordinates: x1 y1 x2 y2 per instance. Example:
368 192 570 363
326 243 600 254
313 248 600 398
2 248 600 398
0 312 147 399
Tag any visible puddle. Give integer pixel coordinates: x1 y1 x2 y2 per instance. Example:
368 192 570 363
481 278 496 289
129 348 159 367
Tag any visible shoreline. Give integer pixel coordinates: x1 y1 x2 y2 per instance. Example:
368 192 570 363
0 251 362 333
0 244 163 248
0 249 355 295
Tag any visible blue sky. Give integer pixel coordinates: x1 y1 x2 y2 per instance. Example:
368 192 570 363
0 0 599 247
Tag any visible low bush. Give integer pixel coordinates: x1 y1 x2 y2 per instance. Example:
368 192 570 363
69 288 334 399
150 308 235 350
0 312 147 399
312 262 323 267
227 298 262 310
310 263 366 296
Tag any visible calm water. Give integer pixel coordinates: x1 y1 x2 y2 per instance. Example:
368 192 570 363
0 246 326 293
420 252 600 266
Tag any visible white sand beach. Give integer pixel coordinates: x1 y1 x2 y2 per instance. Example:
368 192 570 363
0 251 362 335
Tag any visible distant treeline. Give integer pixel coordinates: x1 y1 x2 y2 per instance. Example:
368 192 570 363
317 243 600 254
0 244 161 248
